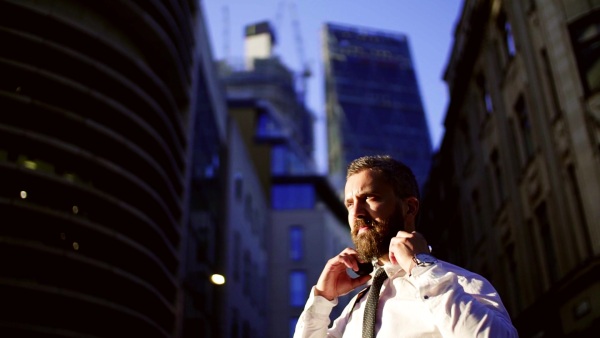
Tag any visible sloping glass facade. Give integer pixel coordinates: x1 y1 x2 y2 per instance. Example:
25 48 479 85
324 22 432 190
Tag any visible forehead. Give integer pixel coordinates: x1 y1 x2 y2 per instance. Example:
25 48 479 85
344 169 391 196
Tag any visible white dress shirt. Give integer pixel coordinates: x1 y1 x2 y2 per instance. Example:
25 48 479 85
294 260 518 337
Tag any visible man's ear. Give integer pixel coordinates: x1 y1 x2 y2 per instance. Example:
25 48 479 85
401 197 419 233
404 197 419 217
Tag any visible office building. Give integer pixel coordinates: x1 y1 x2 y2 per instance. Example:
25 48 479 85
323 22 433 191
420 0 600 336
0 1 216 336
218 21 354 338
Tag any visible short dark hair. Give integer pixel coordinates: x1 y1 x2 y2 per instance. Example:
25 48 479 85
346 155 419 199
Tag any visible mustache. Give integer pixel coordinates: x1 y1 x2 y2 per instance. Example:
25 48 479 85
353 218 378 233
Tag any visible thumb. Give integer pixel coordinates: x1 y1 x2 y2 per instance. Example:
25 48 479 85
352 274 372 289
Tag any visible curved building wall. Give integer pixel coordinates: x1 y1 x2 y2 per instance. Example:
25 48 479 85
0 0 198 336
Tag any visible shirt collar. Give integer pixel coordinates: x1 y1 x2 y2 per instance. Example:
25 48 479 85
374 261 406 279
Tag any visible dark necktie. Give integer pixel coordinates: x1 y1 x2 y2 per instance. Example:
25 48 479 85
362 267 388 338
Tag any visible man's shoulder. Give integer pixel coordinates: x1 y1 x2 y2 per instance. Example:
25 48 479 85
437 260 490 279
435 260 497 289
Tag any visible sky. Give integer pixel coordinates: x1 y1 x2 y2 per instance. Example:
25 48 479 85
201 0 464 172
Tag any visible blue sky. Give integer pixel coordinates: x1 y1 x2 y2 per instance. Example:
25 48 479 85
202 0 464 172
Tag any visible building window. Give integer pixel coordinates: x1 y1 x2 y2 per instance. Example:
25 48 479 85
567 165 592 256
289 317 299 338
569 9 600 95
256 111 282 138
289 225 304 261
535 202 558 282
234 173 243 201
234 232 241 282
498 10 517 58
515 96 535 160
244 193 253 224
507 119 522 174
243 249 251 294
503 21 517 57
526 219 545 294
490 149 505 208
470 190 483 243
505 242 522 311
289 270 307 307
477 74 494 115
232 308 239 338
272 184 315 209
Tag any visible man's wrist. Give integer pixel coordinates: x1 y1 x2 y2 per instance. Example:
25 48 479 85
409 253 438 277
412 253 438 267
314 287 336 301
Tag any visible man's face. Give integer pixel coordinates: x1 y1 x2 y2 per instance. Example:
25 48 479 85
345 170 405 262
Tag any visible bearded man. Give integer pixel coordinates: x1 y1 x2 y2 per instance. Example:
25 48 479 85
293 155 518 337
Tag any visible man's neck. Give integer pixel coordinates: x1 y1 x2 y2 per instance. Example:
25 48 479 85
377 254 390 266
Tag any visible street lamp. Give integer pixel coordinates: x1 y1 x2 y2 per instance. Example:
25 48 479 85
210 274 225 285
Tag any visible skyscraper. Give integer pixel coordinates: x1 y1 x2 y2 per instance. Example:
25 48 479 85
0 1 212 336
323 22 432 191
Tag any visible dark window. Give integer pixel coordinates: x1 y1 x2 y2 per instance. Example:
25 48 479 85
234 232 241 281
477 74 494 115
234 174 243 201
535 202 558 282
515 96 535 159
256 110 287 141
569 10 600 95
243 249 251 294
289 270 307 307
491 150 505 206
289 225 304 261
471 190 483 243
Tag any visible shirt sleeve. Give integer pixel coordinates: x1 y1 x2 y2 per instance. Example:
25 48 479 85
411 261 519 337
293 286 358 338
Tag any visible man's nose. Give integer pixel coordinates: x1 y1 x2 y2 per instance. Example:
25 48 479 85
349 200 368 220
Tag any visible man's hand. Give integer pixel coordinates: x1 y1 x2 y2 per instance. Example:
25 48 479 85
388 231 429 274
314 248 372 300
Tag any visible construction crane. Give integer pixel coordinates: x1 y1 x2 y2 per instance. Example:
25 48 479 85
222 5 230 60
274 0 312 103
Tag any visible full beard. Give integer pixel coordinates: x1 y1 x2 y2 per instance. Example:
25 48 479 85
351 210 404 262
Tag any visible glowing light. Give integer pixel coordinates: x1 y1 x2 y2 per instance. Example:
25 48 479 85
73 242 79 251
20 191 27 199
23 161 37 170
210 274 226 285
72 206 79 214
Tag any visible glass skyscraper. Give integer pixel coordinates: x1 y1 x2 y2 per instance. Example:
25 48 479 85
323 22 432 191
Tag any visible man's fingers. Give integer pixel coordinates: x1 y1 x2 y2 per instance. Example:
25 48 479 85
352 274 372 288
335 248 361 271
395 230 415 239
389 252 398 265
